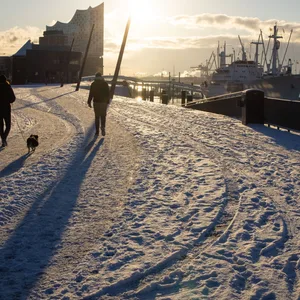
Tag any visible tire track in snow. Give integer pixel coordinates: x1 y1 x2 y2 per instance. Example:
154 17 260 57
0 88 84 231
80 103 241 299
116 102 298 243
21 89 142 299
85 101 298 299
126 102 299 299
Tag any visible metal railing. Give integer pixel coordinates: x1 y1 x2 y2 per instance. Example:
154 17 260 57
183 91 243 118
183 89 300 132
264 97 300 131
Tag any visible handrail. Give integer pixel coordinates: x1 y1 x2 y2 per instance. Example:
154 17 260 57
184 91 243 107
82 76 204 92
265 96 300 102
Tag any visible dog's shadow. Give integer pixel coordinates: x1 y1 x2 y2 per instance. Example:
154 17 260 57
0 153 32 178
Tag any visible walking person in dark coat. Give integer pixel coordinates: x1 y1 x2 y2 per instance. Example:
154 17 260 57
0 75 16 147
87 72 110 136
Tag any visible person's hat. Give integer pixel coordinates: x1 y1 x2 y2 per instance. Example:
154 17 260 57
0 74 7 83
95 72 102 77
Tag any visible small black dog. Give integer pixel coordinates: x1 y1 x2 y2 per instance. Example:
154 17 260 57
27 135 39 153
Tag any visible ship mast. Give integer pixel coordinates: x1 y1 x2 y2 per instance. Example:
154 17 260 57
220 42 226 67
251 35 263 66
269 24 282 75
217 41 220 68
238 35 247 61
279 29 293 73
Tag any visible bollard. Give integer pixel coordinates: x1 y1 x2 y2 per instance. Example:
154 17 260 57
142 88 147 100
241 89 264 125
181 91 186 106
150 90 154 102
187 94 193 103
161 94 169 105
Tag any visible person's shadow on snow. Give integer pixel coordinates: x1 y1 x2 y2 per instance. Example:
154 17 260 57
0 129 105 299
13 91 76 111
84 135 102 153
0 153 32 178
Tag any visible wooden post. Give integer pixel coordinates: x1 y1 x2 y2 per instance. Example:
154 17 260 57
61 38 74 87
241 89 265 125
172 81 174 103
64 38 75 85
168 72 171 101
76 24 95 91
110 18 131 100
150 90 154 102
181 90 186 106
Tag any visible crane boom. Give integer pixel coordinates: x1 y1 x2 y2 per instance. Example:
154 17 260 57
238 35 247 61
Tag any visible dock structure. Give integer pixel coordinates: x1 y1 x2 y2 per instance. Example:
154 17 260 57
82 75 206 103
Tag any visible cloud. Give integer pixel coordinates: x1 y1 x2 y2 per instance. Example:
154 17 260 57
105 34 255 55
104 17 300 56
2 14 300 77
102 13 300 76
169 13 300 40
106 34 300 77
152 70 170 77
168 14 260 32
0 26 42 55
104 13 300 60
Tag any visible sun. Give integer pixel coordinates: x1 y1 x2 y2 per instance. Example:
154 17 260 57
128 0 154 23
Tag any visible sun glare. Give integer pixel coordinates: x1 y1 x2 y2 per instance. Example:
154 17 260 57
128 0 154 23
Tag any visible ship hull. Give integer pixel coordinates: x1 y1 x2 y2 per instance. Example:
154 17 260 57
244 75 300 100
206 75 300 100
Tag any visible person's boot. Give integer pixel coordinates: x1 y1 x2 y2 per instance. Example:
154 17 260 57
101 127 105 136
1 140 7 147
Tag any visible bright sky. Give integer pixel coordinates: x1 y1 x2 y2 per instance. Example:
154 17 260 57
1 0 300 76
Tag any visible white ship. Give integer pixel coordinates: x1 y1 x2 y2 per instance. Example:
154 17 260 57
204 25 299 99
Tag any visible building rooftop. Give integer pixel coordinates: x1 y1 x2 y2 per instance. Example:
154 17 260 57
13 40 33 57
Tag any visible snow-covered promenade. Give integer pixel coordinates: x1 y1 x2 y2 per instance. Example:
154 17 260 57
1 84 300 299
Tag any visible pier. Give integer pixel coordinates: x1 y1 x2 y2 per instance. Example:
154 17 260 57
82 75 205 105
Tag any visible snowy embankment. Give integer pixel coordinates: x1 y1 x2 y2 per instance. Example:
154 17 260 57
0 84 300 299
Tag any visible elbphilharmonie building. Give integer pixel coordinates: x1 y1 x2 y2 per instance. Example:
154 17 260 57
46 3 104 76
11 3 104 84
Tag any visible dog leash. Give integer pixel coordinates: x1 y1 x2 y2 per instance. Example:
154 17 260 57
11 105 27 143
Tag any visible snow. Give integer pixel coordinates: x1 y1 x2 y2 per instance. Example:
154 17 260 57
0 84 300 299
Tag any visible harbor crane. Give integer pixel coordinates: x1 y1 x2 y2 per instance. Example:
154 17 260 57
191 51 217 77
238 35 247 61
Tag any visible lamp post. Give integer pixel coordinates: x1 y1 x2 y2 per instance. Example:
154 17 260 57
110 18 131 100
76 24 95 91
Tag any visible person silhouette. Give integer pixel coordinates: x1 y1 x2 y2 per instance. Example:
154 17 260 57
87 72 110 136
0 75 16 147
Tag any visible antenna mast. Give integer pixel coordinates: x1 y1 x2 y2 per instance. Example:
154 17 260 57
251 35 263 66
279 29 293 73
269 24 283 75
238 35 247 61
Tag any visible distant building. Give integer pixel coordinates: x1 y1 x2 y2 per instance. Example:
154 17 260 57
12 40 33 85
46 3 104 76
11 3 103 84
0 56 12 79
39 30 68 48
12 39 82 85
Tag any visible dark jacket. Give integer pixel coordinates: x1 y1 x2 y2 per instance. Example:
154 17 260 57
88 78 110 105
0 77 15 113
